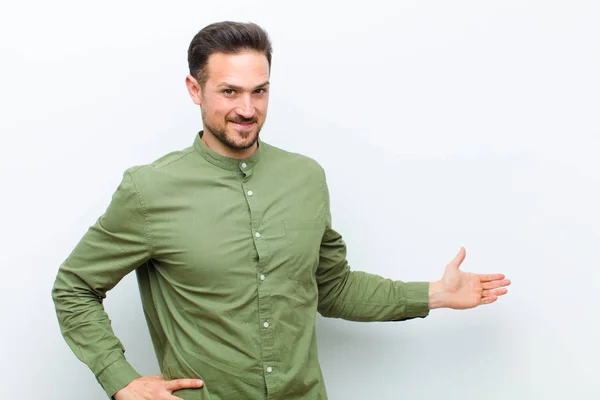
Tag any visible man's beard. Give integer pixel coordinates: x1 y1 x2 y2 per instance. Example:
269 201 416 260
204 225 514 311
203 115 262 151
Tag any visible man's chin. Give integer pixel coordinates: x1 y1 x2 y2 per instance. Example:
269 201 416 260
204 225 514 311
226 129 260 150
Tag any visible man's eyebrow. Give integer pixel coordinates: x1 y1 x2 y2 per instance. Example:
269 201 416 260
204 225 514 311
216 81 270 90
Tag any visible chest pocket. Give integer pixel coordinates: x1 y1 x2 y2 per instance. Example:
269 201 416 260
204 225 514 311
284 219 324 283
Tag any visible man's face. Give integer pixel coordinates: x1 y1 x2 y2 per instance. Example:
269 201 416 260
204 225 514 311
188 50 270 151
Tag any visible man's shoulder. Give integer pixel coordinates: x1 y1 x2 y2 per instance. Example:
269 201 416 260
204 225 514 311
122 143 196 184
262 141 325 176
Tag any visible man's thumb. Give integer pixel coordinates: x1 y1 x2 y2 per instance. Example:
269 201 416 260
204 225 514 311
447 247 466 269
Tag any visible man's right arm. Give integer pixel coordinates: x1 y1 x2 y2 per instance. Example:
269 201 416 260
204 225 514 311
52 170 151 398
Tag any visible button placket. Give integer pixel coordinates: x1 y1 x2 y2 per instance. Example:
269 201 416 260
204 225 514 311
258 288 275 392
240 173 276 395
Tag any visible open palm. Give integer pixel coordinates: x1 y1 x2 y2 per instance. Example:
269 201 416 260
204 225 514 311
435 247 511 309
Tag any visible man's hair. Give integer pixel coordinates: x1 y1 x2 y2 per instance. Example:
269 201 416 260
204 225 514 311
188 21 273 89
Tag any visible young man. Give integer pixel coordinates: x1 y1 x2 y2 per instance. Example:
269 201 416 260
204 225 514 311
52 21 510 400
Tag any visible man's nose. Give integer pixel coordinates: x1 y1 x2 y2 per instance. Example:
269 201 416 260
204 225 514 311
235 95 254 118
234 95 255 118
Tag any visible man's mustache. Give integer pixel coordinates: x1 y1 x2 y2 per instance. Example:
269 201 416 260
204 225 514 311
228 117 257 123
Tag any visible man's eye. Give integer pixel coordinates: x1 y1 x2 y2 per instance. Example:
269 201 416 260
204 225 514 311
224 89 235 95
254 88 267 94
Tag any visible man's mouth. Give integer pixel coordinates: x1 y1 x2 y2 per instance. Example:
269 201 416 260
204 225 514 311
229 120 256 128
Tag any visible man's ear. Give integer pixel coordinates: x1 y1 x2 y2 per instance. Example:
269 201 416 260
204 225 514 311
185 75 202 105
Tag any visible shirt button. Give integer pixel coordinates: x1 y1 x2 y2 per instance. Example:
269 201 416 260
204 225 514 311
241 162 247 168
266 367 273 373
255 232 261 238
247 190 253 196
259 274 265 281
263 321 270 328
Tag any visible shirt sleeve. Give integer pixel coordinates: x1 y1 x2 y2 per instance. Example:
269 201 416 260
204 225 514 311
315 168 430 322
51 170 152 398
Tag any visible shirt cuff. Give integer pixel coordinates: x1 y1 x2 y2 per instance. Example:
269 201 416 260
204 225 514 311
96 358 141 399
403 282 430 318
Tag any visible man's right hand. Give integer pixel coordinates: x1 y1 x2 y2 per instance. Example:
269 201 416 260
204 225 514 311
114 374 204 399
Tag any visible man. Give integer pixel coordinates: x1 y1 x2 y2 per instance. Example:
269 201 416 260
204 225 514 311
52 21 510 400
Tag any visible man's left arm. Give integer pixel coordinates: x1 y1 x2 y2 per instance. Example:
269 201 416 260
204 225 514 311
314 169 510 321
316 225 432 321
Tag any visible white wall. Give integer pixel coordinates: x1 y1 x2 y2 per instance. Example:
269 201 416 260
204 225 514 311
1 0 599 398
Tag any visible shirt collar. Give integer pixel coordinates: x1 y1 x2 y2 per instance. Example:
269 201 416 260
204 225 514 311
193 130 262 172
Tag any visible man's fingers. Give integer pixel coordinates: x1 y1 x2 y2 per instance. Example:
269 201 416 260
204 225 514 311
482 288 508 298
479 273 506 282
482 279 511 290
481 295 498 305
165 378 204 392
447 247 466 269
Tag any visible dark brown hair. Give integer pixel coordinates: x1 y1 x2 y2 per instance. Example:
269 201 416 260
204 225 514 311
188 21 273 88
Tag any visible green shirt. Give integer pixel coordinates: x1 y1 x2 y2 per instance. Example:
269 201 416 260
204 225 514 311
52 132 430 400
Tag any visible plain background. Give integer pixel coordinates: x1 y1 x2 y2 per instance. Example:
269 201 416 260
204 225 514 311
1 0 599 399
